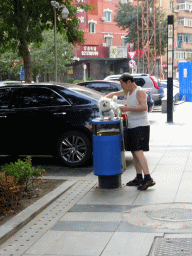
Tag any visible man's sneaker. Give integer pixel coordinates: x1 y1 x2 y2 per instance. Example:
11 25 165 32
137 178 156 191
126 177 143 186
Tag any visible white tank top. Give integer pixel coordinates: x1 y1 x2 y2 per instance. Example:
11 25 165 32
126 86 150 128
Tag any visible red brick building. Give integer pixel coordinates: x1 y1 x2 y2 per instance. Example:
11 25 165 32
72 0 137 80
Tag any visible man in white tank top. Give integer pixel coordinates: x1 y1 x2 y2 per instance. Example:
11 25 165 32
106 73 155 190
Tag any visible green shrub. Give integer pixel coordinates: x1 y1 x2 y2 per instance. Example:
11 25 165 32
1 156 45 188
66 78 75 83
73 79 83 84
87 77 95 81
2 159 32 185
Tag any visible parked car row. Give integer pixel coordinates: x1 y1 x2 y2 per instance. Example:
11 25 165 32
76 80 154 112
0 74 160 168
103 73 164 104
0 82 135 168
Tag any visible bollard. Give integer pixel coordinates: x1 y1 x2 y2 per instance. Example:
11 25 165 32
92 118 123 189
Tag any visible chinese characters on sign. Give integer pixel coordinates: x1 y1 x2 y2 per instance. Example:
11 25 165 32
75 0 88 29
75 46 109 58
82 46 99 56
167 24 173 78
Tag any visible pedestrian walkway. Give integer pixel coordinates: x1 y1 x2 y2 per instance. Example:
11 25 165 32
1 102 192 256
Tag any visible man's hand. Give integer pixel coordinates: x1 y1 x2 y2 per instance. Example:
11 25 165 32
120 106 129 112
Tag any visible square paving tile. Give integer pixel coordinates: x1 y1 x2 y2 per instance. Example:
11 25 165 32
37 231 113 256
101 232 163 256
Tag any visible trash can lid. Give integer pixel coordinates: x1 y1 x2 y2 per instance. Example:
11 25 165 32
92 118 120 125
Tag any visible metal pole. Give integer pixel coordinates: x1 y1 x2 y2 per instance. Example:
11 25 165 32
167 15 174 123
54 6 57 82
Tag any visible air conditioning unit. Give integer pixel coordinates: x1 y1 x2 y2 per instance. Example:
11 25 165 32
102 43 107 47
101 16 106 21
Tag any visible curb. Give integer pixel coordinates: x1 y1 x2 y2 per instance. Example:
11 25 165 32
0 180 76 245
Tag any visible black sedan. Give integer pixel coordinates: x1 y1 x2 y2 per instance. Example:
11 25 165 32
76 80 154 112
0 83 101 167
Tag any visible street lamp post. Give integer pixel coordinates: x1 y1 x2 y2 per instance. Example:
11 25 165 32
51 1 69 82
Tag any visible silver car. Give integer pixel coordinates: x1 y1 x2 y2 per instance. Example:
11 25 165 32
104 74 164 103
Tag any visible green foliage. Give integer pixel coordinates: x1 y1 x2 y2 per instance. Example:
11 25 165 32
1 157 45 186
114 2 167 55
66 78 75 83
2 160 32 185
73 79 84 84
0 156 46 213
0 30 74 78
0 0 89 54
87 77 95 81
0 0 93 81
0 50 23 75
30 30 74 76
73 77 95 84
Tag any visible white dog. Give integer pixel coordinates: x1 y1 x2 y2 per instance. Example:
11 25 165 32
99 95 120 120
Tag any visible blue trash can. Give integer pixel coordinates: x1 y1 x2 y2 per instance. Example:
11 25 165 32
92 118 123 189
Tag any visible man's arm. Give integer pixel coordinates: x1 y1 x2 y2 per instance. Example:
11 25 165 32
120 90 148 112
106 90 127 99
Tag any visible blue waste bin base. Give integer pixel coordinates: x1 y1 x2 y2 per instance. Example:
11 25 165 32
98 174 121 189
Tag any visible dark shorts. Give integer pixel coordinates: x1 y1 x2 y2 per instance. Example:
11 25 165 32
123 125 150 152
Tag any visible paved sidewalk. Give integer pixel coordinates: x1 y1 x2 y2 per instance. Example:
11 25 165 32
1 102 192 256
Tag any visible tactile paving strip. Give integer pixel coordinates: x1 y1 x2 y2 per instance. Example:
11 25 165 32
150 238 192 256
0 180 96 256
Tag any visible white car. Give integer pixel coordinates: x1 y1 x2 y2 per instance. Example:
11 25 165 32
160 79 180 102
104 74 164 103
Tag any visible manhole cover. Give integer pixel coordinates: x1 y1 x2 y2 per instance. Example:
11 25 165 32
147 208 192 222
122 203 192 231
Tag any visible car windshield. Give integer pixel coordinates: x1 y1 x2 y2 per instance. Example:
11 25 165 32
59 84 104 101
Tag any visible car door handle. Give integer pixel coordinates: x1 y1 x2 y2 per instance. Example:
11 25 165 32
0 116 7 118
53 112 66 115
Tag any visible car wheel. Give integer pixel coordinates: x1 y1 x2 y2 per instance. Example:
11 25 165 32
57 131 92 167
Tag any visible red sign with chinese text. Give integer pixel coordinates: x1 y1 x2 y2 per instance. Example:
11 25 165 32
75 46 109 58
74 0 88 29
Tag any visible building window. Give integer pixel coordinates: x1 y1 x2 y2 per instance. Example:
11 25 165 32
177 3 185 10
186 52 192 59
89 23 95 33
121 36 128 47
104 12 111 22
178 17 192 27
176 50 192 60
104 34 113 46
103 8 113 22
177 1 192 11
178 18 184 26
177 33 192 48
88 19 97 33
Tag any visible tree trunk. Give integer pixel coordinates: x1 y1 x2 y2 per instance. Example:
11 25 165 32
22 40 31 82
